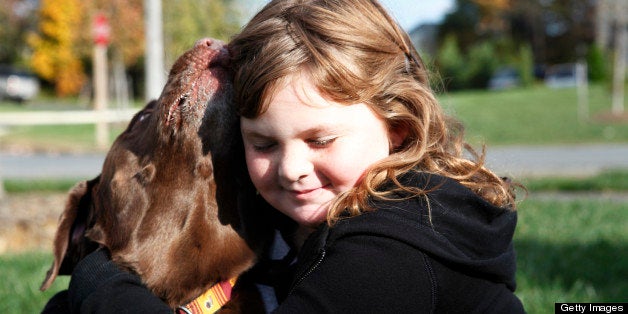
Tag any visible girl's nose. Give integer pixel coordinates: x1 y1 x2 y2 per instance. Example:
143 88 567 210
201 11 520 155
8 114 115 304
277 146 313 183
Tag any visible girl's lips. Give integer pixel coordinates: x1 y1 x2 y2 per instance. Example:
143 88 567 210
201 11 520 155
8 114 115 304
288 184 331 199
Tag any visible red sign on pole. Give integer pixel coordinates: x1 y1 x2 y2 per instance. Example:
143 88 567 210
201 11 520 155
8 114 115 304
93 13 110 46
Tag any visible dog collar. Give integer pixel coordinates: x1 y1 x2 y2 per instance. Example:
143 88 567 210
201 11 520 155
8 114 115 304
176 277 237 314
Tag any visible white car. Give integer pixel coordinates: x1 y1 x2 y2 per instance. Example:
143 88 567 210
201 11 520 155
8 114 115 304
544 63 580 88
0 65 40 102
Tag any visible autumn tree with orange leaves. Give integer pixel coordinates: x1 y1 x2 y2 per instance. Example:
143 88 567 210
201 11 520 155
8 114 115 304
472 0 511 34
29 0 145 98
27 0 243 99
28 0 87 97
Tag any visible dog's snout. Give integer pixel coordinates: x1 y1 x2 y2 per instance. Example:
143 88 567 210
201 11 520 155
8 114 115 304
195 37 225 51
195 38 213 48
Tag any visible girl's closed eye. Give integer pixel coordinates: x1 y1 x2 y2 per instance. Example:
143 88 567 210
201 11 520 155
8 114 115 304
308 137 336 148
252 141 277 152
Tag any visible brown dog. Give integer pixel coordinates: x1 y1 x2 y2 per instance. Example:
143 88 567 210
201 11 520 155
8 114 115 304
40 38 271 310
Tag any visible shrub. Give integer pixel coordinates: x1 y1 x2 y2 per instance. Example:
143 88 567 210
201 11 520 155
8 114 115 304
437 34 468 90
517 44 534 87
586 44 608 82
465 41 499 89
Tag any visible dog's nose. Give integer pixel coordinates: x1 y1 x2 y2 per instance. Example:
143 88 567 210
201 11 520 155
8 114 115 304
195 38 225 51
195 38 212 48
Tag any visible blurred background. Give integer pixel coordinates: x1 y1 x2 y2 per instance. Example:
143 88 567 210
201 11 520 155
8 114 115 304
0 0 626 313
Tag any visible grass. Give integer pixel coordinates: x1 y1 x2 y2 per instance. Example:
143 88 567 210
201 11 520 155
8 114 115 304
514 198 627 313
0 252 69 313
1 123 128 153
3 179 78 193
522 170 628 192
438 84 628 146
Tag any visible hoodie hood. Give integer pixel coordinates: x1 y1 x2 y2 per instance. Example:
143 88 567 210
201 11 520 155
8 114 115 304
331 171 519 291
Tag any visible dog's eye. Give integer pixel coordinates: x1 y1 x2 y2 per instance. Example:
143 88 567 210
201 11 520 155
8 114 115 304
138 112 150 122
128 110 152 130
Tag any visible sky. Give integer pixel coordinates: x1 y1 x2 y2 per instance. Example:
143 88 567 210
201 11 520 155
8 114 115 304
379 0 455 30
242 0 455 31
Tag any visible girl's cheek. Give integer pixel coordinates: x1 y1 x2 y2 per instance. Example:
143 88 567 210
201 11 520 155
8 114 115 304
246 155 274 183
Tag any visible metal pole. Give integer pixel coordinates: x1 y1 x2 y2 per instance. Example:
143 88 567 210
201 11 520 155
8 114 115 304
0 170 5 201
94 44 109 149
144 0 166 102
576 61 588 123
611 0 626 116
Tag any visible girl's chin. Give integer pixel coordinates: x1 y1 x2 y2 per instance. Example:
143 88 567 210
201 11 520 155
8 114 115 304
284 205 329 227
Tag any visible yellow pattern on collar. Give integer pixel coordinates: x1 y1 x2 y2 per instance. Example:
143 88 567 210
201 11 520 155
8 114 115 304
177 277 237 314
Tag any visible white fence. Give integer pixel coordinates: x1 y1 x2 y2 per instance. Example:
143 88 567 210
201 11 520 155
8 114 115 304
0 109 137 126
0 109 137 198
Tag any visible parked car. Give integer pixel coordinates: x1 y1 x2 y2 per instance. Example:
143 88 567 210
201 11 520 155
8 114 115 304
544 63 579 88
0 65 40 102
488 67 520 90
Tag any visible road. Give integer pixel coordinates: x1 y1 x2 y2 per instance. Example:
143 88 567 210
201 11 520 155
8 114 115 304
1 143 628 180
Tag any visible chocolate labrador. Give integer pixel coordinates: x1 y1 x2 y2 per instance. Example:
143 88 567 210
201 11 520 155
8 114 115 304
40 38 272 310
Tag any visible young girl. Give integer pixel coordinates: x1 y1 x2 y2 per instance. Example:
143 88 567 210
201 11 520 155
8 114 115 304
57 0 524 312
229 0 525 312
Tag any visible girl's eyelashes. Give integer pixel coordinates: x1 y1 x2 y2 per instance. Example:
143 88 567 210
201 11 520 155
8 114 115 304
247 136 337 152
251 142 277 152
308 137 336 148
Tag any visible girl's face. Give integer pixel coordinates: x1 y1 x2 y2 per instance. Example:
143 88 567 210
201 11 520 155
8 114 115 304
241 72 401 227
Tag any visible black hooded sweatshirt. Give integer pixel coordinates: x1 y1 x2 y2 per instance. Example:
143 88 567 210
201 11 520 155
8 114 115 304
53 172 524 313
274 172 524 313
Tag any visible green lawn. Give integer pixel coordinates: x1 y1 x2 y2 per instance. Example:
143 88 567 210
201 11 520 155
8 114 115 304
515 198 627 313
439 84 628 146
522 170 628 192
0 252 69 313
2 124 128 152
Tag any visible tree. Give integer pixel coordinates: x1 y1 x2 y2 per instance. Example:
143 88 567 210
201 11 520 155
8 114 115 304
472 0 512 35
0 0 38 66
437 34 468 90
28 0 86 96
80 0 145 68
509 0 596 64
438 0 482 53
440 0 598 69
25 0 245 99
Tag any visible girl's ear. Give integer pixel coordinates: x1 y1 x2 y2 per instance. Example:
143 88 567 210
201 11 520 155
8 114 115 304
389 125 408 151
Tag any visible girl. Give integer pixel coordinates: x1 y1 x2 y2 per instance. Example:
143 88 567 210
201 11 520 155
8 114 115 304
229 0 525 312
59 0 525 312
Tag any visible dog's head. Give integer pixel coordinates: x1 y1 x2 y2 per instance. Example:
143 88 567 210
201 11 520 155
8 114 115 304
41 38 270 307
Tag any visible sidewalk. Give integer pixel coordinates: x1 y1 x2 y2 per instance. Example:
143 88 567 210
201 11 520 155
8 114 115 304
485 143 628 177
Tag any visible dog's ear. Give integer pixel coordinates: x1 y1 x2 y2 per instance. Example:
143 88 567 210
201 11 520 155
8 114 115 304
40 176 100 291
